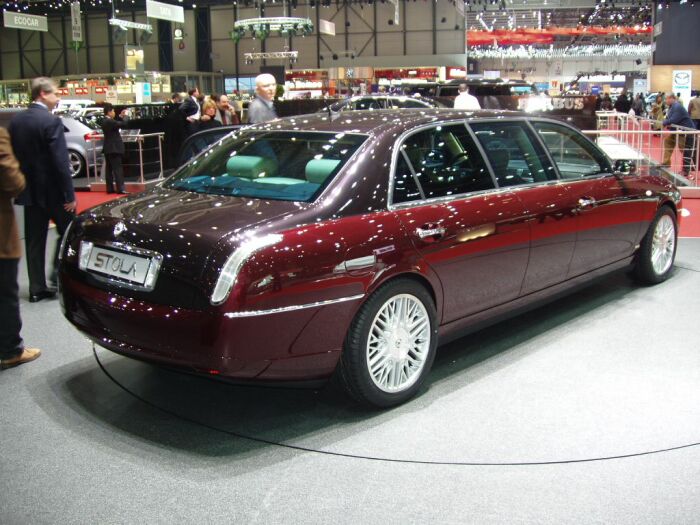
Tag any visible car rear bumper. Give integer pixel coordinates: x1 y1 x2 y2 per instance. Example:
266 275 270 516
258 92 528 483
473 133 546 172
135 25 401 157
60 273 360 382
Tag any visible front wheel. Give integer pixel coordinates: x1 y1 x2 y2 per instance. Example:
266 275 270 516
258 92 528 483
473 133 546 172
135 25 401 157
336 279 438 408
633 206 678 284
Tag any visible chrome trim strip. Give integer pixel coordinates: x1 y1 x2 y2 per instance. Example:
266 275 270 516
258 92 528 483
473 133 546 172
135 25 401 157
224 294 365 318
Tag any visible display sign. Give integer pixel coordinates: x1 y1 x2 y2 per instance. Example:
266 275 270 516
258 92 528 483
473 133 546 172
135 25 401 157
146 0 184 24
74 87 89 95
56 88 71 96
125 46 145 75
71 2 82 42
3 11 48 32
653 21 663 37
319 19 335 36
105 88 119 103
672 70 692 106
94 86 109 95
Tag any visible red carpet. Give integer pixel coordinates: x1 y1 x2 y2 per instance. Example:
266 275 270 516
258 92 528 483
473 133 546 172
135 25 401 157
680 199 700 238
76 191 126 214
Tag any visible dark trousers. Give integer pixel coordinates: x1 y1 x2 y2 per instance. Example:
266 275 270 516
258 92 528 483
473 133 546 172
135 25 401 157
0 258 23 360
23 204 74 295
105 153 125 193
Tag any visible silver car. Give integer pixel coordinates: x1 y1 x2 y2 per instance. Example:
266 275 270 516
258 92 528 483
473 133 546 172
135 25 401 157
61 115 104 178
0 108 102 178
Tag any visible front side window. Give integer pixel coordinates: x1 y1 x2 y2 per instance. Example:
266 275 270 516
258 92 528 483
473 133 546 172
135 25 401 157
470 121 557 187
165 131 367 202
531 121 612 179
391 123 494 204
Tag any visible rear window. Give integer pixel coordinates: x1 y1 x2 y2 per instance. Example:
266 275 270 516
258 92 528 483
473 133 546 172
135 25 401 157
76 114 105 130
165 131 367 202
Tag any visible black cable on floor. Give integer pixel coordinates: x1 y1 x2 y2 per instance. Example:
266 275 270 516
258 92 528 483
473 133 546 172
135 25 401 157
93 346 700 467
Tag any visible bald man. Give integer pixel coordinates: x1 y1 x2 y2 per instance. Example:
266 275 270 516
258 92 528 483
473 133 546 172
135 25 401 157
247 73 278 124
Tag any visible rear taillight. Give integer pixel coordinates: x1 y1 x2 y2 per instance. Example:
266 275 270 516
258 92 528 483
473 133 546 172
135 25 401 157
84 132 102 142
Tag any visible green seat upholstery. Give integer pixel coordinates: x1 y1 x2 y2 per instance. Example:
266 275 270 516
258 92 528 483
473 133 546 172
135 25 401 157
226 155 278 179
305 158 341 184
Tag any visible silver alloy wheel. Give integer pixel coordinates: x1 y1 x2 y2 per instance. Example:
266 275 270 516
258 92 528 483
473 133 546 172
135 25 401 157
651 214 676 275
366 293 431 393
68 151 83 177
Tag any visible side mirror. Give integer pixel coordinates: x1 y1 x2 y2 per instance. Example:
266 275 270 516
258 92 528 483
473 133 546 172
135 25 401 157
613 159 636 175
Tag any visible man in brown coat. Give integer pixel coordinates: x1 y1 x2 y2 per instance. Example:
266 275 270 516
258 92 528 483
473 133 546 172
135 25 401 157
0 127 41 369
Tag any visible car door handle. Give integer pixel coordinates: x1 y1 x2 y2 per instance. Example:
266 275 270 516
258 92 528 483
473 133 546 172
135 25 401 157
416 226 446 240
577 196 596 209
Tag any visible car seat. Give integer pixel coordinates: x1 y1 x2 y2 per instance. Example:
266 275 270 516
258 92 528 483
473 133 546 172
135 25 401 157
226 155 278 179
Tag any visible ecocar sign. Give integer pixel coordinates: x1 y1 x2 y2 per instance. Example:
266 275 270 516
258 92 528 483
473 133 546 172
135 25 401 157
3 11 48 32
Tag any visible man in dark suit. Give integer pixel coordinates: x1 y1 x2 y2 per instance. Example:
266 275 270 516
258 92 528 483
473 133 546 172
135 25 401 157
0 127 41 368
101 103 130 194
8 77 76 303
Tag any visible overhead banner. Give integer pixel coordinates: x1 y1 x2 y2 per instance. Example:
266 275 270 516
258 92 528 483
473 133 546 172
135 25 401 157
3 11 48 32
319 19 335 36
71 1 82 42
146 0 185 23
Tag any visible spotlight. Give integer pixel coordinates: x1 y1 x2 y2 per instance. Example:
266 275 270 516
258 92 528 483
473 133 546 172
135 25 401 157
138 28 153 46
112 25 127 44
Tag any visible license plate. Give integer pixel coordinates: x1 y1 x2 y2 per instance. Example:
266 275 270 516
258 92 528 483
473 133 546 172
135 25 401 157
84 246 152 285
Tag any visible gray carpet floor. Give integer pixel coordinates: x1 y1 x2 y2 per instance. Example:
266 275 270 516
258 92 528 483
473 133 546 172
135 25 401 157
1 224 700 524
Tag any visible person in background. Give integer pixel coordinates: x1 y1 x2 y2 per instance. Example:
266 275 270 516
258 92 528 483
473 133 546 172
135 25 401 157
163 94 187 170
0 127 41 369
101 103 130 194
453 83 481 111
662 93 696 176
632 93 645 116
212 94 240 126
247 73 278 124
8 77 76 303
181 87 201 134
600 93 614 111
650 94 665 131
614 91 631 113
197 100 223 132
688 90 700 130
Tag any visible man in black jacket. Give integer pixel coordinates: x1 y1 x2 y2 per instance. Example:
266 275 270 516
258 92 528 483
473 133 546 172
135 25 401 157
8 77 76 303
101 103 130 194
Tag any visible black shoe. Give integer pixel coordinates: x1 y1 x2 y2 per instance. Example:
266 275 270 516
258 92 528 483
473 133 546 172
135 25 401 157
117 191 130 195
29 290 57 303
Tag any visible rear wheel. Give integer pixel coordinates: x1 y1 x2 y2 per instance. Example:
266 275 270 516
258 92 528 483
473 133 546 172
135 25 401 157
337 279 438 408
68 150 85 178
633 206 677 284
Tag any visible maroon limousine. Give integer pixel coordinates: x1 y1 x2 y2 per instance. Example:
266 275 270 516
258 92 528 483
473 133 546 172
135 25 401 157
58 109 681 407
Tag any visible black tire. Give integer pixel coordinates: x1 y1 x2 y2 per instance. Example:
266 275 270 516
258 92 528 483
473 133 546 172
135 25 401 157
633 206 678 285
336 278 438 408
68 150 86 178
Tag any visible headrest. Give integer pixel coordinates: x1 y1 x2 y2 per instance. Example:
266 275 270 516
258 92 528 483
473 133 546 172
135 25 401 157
226 155 277 179
488 148 510 171
305 158 340 184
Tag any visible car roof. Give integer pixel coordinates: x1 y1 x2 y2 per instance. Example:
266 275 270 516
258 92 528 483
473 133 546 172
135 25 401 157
246 108 524 135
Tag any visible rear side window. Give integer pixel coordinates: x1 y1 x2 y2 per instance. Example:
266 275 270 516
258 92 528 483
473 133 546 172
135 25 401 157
531 121 612 179
389 98 432 109
352 98 384 110
392 123 494 204
470 121 557 187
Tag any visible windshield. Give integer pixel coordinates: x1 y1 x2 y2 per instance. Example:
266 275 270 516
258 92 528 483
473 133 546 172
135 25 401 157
165 130 368 202
510 84 538 95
